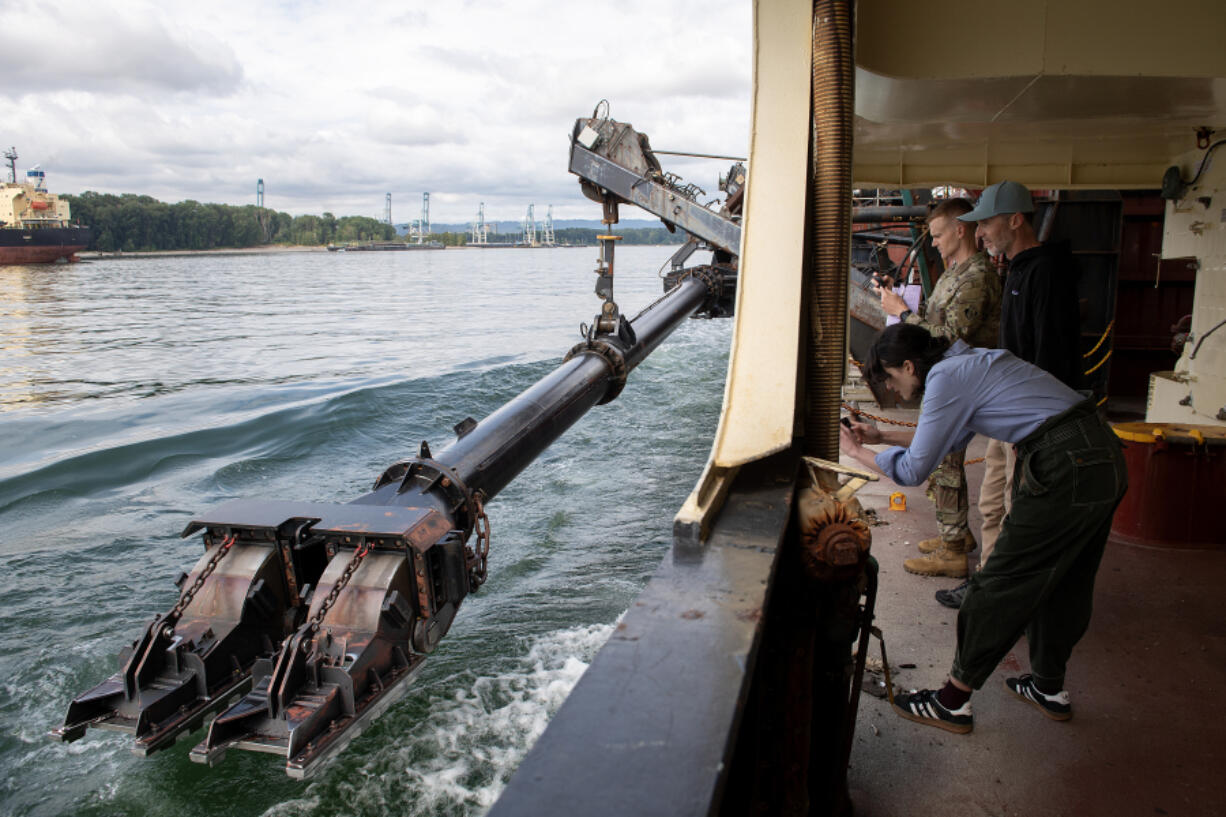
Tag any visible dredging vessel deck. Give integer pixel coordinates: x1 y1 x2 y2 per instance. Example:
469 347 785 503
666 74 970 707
45 1 1226 813
843 417 1225 817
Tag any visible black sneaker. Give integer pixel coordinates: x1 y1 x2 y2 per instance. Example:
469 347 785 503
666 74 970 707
892 688 973 734
935 579 969 609
1005 675 1072 721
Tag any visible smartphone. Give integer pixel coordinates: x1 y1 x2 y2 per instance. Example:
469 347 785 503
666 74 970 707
840 416 853 429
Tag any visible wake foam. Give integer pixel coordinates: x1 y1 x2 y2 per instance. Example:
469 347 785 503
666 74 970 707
264 619 615 817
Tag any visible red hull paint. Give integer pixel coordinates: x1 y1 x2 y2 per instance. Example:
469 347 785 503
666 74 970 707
0 244 87 265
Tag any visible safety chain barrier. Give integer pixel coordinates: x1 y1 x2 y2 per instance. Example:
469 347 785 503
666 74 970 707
841 402 916 428
165 534 236 634
841 402 985 463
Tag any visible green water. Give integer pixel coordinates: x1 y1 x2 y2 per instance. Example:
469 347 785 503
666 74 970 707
0 246 729 816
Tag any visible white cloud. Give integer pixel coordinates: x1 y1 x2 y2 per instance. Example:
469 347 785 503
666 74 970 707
0 0 242 95
0 0 751 223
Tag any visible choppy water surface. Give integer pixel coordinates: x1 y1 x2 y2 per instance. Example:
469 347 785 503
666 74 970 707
0 247 729 817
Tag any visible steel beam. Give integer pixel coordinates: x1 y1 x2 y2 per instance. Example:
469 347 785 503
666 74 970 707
568 144 742 255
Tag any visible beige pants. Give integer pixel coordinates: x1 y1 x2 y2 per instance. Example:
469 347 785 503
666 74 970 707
977 438 1016 569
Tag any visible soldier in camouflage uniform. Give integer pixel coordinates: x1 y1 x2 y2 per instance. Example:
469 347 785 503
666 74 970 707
875 198 1001 577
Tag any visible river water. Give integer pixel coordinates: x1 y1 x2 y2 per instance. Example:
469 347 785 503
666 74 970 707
0 246 730 817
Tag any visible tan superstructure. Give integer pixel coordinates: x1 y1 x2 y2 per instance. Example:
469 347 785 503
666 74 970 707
1 177 74 229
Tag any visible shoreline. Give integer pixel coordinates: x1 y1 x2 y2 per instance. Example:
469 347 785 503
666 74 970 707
77 242 687 260
78 245 326 260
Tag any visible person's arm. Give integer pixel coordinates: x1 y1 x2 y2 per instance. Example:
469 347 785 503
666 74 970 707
845 419 914 447
873 274 916 320
932 277 993 343
908 269 959 340
839 424 886 476
869 369 978 486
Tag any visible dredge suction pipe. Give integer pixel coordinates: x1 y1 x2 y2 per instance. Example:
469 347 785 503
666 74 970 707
55 270 717 779
362 272 711 509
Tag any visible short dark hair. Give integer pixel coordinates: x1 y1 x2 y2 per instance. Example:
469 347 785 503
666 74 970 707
865 323 952 387
927 197 973 224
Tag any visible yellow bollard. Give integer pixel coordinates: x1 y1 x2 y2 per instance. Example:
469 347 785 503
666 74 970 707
888 492 907 512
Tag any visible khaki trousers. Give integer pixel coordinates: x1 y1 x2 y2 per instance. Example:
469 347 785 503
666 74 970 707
977 438 1015 568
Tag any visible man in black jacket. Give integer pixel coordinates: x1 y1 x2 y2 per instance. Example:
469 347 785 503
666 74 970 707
934 181 1083 610
962 182 1082 390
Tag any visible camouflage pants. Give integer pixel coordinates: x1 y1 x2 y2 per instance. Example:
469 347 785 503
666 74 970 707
925 447 969 542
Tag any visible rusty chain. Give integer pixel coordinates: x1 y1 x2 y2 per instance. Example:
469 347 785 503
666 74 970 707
164 534 236 634
841 402 985 464
469 493 491 589
306 541 372 636
841 402 917 428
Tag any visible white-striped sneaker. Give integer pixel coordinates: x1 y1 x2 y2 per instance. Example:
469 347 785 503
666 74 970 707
892 688 973 734
1005 675 1072 721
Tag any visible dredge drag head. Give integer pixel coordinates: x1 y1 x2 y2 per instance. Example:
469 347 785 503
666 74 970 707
53 498 475 779
51 531 296 756
184 501 472 778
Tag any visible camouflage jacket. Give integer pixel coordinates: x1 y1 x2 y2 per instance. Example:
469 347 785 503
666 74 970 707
902 251 1001 348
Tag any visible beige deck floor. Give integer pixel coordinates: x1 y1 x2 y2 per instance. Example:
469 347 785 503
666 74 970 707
841 414 1226 817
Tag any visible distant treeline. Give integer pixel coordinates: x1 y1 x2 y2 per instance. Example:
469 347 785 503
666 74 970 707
64 192 396 252
62 192 688 252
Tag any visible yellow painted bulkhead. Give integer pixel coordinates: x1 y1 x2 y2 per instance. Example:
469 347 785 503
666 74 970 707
0 183 73 227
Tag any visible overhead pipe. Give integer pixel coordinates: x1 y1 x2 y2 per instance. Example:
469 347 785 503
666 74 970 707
851 205 928 222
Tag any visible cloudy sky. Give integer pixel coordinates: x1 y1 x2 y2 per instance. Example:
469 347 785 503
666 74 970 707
0 0 752 225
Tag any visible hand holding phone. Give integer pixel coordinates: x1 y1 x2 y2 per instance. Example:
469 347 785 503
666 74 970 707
871 273 894 290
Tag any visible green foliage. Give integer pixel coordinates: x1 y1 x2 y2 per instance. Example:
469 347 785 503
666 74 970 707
433 231 468 247
62 192 395 251
61 192 687 252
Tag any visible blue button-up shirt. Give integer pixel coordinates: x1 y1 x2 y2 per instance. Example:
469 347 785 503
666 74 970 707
874 340 1082 486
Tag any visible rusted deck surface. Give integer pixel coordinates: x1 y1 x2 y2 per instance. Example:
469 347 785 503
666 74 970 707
843 415 1226 817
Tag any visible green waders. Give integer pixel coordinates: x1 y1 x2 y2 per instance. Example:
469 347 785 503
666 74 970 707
950 399 1128 691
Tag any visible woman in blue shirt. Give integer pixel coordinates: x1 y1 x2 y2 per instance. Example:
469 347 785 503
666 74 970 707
840 323 1127 733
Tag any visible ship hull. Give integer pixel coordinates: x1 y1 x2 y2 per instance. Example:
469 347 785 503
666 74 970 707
0 226 91 264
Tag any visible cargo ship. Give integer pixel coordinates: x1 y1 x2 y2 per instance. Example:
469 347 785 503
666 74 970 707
1 149 91 265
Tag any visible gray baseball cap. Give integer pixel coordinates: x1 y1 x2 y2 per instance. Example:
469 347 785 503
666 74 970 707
957 181 1035 221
